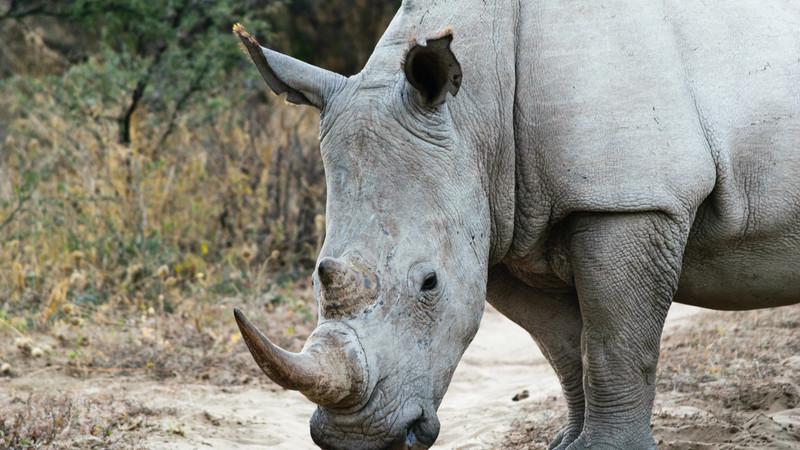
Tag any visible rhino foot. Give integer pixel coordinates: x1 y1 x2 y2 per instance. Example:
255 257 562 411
547 424 581 450
563 432 656 450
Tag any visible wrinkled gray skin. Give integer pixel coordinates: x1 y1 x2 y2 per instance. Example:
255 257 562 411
234 1 800 449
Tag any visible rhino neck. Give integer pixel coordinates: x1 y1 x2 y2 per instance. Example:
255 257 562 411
362 0 520 266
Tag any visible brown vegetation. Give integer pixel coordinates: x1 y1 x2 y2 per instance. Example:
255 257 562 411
1 3 395 446
0 1 397 381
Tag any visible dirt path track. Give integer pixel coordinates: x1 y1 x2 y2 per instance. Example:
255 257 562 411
2 304 715 449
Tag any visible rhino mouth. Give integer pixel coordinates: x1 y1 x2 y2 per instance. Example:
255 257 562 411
368 378 440 449
311 380 440 450
341 413 437 450
372 398 440 450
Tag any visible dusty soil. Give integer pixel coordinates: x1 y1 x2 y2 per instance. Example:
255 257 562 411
503 304 800 450
1 303 798 449
1 306 558 450
0 291 317 450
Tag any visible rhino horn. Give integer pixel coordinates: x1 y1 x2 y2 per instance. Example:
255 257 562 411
233 308 366 407
317 257 379 318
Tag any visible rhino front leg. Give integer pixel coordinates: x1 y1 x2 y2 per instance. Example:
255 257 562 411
487 266 584 449
565 212 689 450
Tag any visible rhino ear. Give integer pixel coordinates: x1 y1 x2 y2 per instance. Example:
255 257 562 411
234 24 344 109
403 30 462 107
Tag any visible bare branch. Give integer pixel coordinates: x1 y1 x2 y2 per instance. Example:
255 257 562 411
117 44 167 145
0 191 31 233
154 63 209 149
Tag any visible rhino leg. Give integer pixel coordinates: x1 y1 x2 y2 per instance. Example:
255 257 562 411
487 266 585 449
564 212 688 450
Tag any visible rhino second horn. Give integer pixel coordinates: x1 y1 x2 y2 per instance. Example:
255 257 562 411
317 257 379 318
317 257 351 290
233 308 366 407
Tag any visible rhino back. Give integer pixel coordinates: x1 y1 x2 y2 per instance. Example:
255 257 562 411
667 1 800 308
508 0 800 306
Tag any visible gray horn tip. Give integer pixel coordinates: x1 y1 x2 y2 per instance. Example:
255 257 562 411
233 307 248 328
233 307 261 344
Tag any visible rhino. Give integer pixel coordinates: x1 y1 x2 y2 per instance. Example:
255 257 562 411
231 0 800 448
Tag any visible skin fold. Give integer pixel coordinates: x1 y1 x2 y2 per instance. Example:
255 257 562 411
233 1 800 449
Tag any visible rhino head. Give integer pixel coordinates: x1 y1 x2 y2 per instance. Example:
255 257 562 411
233 24 490 450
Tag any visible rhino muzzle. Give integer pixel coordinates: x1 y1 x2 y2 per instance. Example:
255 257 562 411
233 308 368 408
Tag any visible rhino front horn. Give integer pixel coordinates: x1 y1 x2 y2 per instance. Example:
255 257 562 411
233 308 367 408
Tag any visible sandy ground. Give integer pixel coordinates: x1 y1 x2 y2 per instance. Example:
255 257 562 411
503 305 800 450
0 303 741 450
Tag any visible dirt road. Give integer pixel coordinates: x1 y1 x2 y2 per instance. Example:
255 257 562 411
2 304 714 449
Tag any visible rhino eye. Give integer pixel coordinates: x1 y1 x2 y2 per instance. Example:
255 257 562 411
421 272 438 292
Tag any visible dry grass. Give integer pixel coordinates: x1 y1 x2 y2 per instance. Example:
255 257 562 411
0 89 324 315
1 279 317 386
0 24 329 391
0 4 396 447
0 18 334 449
0 43 327 367
0 392 161 449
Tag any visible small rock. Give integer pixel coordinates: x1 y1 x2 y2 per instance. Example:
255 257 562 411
0 362 11 375
15 337 32 355
168 424 186 437
658 405 713 420
31 347 44 358
512 389 530 402
203 411 221 426
782 355 800 371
